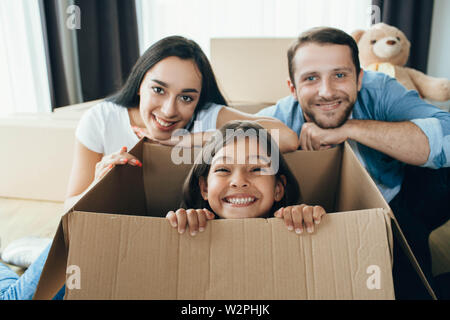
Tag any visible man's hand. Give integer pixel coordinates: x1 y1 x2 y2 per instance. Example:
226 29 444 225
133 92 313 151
299 122 349 151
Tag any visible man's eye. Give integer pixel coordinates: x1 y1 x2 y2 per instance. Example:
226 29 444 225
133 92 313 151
152 87 164 94
336 73 345 79
180 95 193 103
306 76 317 81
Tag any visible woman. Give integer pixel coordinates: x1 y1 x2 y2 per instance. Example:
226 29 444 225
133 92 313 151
65 35 299 211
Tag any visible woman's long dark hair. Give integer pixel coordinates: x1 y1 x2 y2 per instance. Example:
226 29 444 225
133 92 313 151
182 121 301 217
107 36 227 129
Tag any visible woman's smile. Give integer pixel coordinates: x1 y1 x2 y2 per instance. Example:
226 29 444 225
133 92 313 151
151 113 179 131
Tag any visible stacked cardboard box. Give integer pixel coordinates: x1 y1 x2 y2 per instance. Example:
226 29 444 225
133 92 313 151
34 141 435 299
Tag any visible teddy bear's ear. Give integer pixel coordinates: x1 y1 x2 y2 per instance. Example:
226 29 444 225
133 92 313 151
351 29 365 44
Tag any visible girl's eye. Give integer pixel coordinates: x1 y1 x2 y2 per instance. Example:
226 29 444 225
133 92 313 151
214 167 229 173
152 87 164 94
251 166 271 174
180 95 193 103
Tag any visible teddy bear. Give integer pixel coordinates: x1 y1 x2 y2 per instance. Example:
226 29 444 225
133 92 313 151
352 23 450 102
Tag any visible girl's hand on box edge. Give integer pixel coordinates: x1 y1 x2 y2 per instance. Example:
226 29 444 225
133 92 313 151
166 208 215 236
274 204 326 234
94 146 142 181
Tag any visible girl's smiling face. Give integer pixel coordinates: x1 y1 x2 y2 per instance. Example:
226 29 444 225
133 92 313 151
199 137 285 219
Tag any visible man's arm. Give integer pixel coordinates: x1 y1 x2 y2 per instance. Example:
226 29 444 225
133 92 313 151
215 107 300 153
345 119 430 166
299 119 431 166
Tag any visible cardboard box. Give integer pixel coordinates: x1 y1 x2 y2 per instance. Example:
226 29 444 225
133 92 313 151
210 38 295 104
0 115 78 201
34 141 436 300
0 98 99 202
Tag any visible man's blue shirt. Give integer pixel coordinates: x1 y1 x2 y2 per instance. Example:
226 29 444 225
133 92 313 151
257 70 450 202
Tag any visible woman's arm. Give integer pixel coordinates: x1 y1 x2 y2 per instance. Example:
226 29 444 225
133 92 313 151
64 141 143 211
216 107 300 153
133 107 301 152
64 141 103 211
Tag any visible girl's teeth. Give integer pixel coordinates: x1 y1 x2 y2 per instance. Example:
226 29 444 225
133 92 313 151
227 197 255 204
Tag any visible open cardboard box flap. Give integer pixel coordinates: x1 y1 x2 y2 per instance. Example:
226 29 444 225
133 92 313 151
34 141 436 300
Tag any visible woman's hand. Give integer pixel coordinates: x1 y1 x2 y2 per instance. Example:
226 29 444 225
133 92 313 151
132 126 182 146
132 126 212 147
274 204 326 234
94 146 142 181
166 208 215 236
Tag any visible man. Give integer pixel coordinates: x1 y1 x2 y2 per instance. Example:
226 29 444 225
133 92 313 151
257 27 450 299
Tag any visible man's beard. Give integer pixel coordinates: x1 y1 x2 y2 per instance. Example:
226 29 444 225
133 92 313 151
302 97 355 129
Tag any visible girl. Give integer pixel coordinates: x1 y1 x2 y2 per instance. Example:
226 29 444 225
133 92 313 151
65 36 299 211
166 121 326 235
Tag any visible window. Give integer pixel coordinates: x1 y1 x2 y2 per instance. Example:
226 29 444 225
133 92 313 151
136 0 373 56
0 0 51 115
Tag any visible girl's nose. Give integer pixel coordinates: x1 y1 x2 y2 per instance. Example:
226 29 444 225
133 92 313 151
230 172 249 188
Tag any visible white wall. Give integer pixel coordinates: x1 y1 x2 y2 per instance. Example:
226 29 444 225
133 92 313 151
427 0 450 110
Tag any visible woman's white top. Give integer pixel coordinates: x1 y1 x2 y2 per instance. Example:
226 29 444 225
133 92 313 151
75 101 223 155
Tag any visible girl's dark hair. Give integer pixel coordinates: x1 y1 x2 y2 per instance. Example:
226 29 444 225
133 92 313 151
107 36 227 129
182 121 301 217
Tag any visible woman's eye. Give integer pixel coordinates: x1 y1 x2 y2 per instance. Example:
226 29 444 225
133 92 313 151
180 95 193 103
152 87 164 94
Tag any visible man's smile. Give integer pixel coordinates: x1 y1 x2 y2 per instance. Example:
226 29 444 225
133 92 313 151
314 100 342 111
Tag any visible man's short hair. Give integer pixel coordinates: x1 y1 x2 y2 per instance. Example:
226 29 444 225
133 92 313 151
288 27 361 85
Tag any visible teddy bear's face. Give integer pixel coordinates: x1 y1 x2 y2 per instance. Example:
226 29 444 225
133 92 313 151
356 23 410 67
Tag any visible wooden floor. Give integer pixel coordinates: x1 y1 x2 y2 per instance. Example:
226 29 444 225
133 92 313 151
0 196 449 277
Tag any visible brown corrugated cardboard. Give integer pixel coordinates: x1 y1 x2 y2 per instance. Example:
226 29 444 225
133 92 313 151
34 140 436 300
0 116 78 201
210 38 295 104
